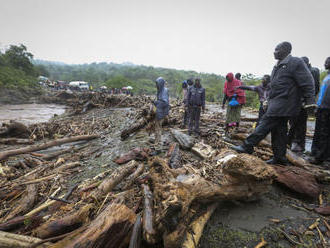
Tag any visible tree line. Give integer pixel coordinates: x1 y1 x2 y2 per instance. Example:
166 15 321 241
1 44 283 108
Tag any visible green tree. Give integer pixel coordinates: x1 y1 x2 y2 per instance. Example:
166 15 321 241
3 44 35 76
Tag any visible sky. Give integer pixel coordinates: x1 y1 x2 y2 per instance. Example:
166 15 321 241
1 0 329 76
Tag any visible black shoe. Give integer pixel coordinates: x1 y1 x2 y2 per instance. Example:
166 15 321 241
266 157 289 165
232 145 253 154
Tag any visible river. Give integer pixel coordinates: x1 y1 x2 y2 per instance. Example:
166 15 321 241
0 104 67 125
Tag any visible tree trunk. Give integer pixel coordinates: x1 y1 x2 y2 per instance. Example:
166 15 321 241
49 203 136 248
33 204 93 239
273 165 321 198
3 174 38 221
89 160 137 202
0 134 99 161
181 203 218 248
142 184 157 244
167 143 181 169
129 213 142 248
0 138 34 145
0 230 51 248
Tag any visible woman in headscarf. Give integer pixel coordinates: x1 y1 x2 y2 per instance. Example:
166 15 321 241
222 72 246 135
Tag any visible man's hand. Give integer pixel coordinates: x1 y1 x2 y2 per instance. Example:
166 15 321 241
262 101 268 111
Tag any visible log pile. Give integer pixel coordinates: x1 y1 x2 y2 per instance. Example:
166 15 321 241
1 92 330 247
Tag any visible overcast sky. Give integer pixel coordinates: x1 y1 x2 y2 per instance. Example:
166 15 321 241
1 0 329 76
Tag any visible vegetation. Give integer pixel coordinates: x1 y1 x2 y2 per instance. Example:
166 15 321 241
0 44 45 89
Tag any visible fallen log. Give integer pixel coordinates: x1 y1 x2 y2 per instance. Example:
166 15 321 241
121 119 147 140
182 203 218 248
121 163 145 190
273 165 321 198
3 174 38 221
149 151 276 247
115 148 150 165
0 215 42 232
129 213 142 248
142 184 157 244
170 129 195 150
0 138 34 145
192 142 217 160
49 203 136 248
89 160 137 201
0 230 51 248
33 204 93 239
167 143 181 169
314 206 330 215
230 133 271 148
0 134 99 161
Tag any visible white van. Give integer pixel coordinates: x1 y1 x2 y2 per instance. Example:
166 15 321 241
69 81 89 91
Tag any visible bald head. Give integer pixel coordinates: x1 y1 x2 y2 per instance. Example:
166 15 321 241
274 41 292 61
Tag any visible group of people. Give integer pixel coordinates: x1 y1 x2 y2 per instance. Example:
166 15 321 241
152 41 330 166
233 42 330 166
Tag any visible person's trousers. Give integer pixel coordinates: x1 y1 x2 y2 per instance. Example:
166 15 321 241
245 115 289 160
183 105 190 126
256 103 266 127
288 108 307 149
189 106 201 133
155 119 163 145
311 109 330 161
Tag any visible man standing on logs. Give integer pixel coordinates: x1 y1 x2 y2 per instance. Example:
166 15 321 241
187 78 205 136
310 57 330 165
288 56 320 152
233 41 315 165
154 77 170 147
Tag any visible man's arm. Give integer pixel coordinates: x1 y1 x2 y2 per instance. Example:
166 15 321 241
237 85 257 91
312 67 320 96
202 88 205 110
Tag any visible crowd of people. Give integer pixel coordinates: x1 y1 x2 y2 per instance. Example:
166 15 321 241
151 41 330 166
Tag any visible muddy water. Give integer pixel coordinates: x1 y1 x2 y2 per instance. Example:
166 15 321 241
0 104 67 125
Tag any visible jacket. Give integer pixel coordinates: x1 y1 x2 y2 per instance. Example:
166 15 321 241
311 67 320 96
154 77 170 120
317 74 330 109
223 73 246 105
266 55 315 117
188 85 205 108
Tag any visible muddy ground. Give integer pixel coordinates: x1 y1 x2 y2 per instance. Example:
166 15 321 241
0 94 329 248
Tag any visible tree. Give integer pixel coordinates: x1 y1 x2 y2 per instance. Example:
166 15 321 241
3 44 35 76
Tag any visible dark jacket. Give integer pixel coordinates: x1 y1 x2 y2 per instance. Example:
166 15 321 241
188 85 205 108
317 74 330 109
154 77 170 120
311 67 320 96
238 84 270 103
266 55 315 117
